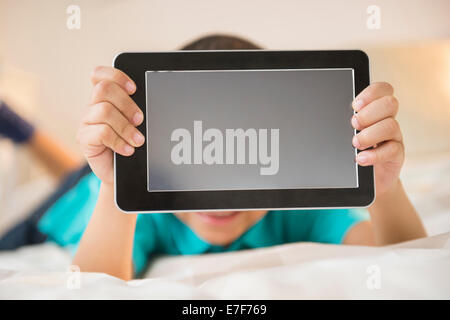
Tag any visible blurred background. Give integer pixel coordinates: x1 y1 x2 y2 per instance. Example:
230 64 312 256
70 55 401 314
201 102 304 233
0 0 449 235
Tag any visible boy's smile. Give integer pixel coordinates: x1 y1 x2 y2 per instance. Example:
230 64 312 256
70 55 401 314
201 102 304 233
196 211 241 225
174 210 268 246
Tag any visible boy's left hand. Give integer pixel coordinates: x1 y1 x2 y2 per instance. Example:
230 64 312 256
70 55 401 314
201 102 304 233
351 82 404 198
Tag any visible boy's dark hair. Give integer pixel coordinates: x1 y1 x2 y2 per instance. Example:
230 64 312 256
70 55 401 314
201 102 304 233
180 34 262 51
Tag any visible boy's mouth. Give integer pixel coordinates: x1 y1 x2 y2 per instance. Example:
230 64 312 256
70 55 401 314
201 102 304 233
195 211 240 225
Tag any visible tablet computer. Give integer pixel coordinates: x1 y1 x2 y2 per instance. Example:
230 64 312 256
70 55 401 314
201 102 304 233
113 50 374 213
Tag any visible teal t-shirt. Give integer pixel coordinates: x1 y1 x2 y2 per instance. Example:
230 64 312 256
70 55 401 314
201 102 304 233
38 172 369 275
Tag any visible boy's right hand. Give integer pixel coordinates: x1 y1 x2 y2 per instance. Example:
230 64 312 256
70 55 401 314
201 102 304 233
77 66 145 185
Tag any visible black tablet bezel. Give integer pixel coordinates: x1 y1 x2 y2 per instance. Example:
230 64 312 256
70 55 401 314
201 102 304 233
113 50 374 213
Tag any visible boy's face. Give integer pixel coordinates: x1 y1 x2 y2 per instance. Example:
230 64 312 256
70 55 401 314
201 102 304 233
174 210 268 245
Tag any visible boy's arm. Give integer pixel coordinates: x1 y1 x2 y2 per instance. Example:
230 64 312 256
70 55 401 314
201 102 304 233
72 183 137 280
344 180 426 245
73 66 144 280
368 179 426 244
343 82 426 245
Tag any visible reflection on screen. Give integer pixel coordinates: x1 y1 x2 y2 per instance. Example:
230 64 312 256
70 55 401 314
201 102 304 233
145 69 357 191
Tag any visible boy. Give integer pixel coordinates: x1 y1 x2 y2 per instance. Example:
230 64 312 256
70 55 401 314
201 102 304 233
20 35 428 281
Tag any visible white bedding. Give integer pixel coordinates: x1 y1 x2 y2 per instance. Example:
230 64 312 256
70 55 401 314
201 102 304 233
0 233 449 299
0 151 449 299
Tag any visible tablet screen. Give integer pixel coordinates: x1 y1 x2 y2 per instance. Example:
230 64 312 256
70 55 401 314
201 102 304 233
145 69 357 192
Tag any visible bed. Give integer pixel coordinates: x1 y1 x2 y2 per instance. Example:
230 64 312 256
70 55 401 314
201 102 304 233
0 150 449 299
0 233 448 299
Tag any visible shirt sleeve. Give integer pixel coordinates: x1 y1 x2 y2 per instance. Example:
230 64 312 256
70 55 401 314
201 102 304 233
132 215 157 276
307 208 370 244
37 172 101 254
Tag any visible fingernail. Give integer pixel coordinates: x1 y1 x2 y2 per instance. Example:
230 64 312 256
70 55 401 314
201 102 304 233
124 144 134 155
133 112 143 125
133 131 145 146
352 98 364 111
351 115 360 129
352 135 360 148
126 81 136 94
356 154 368 164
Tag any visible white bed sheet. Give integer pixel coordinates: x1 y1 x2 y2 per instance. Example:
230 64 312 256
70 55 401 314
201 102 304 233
0 232 448 299
0 150 449 299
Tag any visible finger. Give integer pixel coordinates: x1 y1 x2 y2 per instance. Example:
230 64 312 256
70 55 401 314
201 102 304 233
83 102 145 148
77 123 134 157
91 80 143 126
352 118 402 150
355 140 404 166
351 95 399 130
91 66 136 94
352 82 394 112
